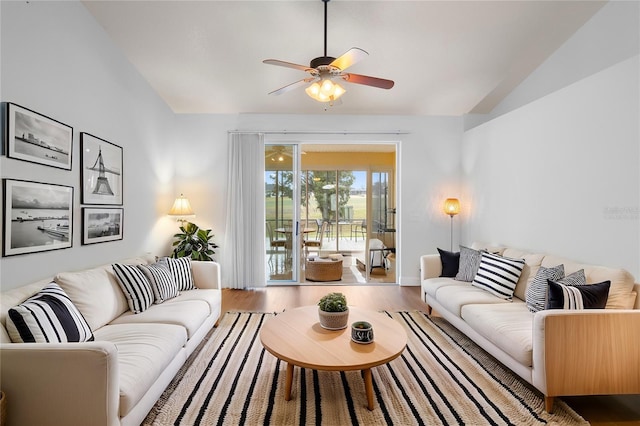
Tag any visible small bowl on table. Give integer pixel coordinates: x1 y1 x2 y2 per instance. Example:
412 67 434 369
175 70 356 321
351 321 374 344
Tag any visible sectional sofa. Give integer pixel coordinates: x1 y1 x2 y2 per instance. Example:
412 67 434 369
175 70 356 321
420 243 640 412
0 255 221 426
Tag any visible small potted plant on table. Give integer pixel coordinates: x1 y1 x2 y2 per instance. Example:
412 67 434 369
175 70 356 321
318 292 349 330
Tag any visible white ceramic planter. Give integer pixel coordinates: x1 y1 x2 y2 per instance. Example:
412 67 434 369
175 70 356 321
318 307 349 330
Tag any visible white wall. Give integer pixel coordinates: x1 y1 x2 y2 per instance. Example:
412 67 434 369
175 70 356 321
0 1 178 289
462 54 639 277
465 1 640 130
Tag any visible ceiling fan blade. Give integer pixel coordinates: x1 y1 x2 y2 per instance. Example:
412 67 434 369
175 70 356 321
342 73 395 90
330 47 368 71
268 78 316 96
263 59 313 72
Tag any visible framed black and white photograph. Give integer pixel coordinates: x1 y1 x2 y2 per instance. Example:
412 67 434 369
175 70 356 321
3 179 73 257
82 207 123 245
81 132 123 205
5 103 73 170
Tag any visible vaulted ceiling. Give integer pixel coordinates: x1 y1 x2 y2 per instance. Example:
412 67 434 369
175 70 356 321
83 1 605 116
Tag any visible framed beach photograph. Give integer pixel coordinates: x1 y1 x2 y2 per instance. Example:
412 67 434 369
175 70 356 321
82 207 123 245
5 103 73 170
3 179 73 257
81 132 123 205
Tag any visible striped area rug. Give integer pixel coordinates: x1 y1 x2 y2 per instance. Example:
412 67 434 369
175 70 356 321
143 311 587 425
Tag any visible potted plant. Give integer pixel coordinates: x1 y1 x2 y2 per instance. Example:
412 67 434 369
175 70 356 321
318 292 349 330
171 222 219 261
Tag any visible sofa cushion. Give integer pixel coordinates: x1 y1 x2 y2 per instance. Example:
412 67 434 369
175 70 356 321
461 302 534 367
109 300 209 339
160 257 195 290
55 266 129 330
112 263 154 314
470 242 506 255
542 256 636 309
422 277 467 299
471 252 525 300
138 262 179 303
547 280 611 310
6 283 94 343
93 323 187 417
437 248 459 277
163 289 222 317
455 246 482 282
526 264 565 313
502 249 545 302
435 284 510 317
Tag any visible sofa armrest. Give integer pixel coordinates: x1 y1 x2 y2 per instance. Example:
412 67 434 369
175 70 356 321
192 260 222 290
0 341 120 426
420 254 442 281
532 310 640 400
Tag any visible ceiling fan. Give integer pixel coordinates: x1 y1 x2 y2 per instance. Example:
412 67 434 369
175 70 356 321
265 146 293 162
263 0 394 104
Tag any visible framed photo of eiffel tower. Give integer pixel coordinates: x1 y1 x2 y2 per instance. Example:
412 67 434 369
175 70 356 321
80 133 123 205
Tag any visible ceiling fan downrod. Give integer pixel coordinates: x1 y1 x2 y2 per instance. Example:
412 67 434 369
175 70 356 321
310 0 335 69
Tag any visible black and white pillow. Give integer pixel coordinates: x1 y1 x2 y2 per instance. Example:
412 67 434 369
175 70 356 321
112 263 154 314
471 252 525 300
546 279 611 310
525 264 565 313
6 283 94 343
138 262 179 303
557 269 586 286
437 248 460 278
159 257 195 290
455 246 483 282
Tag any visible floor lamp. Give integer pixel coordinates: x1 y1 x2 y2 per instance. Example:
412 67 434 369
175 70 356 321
443 198 460 251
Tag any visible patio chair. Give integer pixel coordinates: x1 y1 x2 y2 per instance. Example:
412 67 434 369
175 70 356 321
315 218 333 239
351 219 366 241
304 221 328 258
266 222 287 266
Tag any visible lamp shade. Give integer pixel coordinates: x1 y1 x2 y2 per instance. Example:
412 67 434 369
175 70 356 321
169 194 195 218
444 198 460 217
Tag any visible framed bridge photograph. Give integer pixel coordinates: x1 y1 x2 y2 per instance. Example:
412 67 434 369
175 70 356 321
80 132 123 205
5 103 73 170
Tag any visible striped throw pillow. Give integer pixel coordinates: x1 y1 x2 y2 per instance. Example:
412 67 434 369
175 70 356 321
112 263 154 314
138 262 179 303
160 257 195 290
472 252 525 300
525 264 565 312
557 269 586 287
546 279 611 310
6 283 94 343
455 246 482 282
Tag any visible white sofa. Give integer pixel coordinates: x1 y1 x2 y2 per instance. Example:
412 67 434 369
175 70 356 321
420 244 640 413
0 255 222 426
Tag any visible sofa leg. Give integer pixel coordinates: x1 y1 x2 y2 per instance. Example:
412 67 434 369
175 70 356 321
544 396 555 413
425 304 433 316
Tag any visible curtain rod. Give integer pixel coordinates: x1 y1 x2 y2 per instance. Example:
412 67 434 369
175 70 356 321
228 130 409 135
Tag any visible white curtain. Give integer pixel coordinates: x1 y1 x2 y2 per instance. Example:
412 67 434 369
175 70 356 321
223 133 266 289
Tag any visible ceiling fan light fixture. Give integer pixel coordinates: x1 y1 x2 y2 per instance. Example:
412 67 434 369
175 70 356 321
305 79 346 103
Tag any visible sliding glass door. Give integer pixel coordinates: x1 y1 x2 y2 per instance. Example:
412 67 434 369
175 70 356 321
265 145 299 283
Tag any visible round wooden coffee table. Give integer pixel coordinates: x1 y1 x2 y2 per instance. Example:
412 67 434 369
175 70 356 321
260 305 407 410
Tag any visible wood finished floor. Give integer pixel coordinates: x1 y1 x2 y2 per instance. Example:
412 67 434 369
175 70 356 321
222 286 640 426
